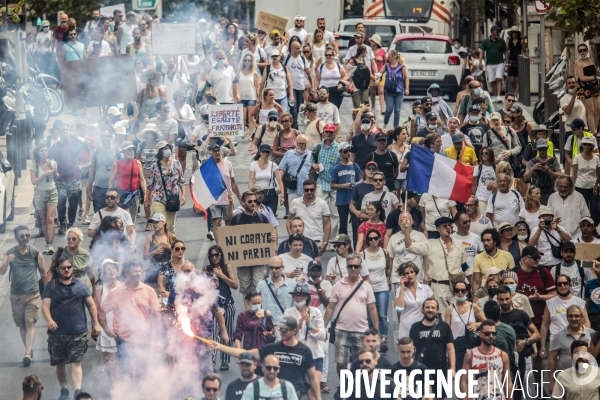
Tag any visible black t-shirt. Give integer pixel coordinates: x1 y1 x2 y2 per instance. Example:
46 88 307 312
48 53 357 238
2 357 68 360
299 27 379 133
351 133 377 172
390 361 429 400
386 207 423 235
460 122 489 156
409 320 454 370
225 377 259 400
229 211 270 225
351 182 375 212
42 278 92 335
364 151 399 190
258 341 315 394
416 127 444 138
499 308 532 339
522 142 536 163
277 237 319 259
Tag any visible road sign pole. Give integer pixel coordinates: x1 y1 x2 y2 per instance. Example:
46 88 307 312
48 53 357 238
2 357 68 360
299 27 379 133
539 13 545 97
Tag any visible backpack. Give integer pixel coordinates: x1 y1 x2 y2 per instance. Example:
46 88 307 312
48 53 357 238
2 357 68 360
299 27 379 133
384 64 403 94
283 54 307 70
231 210 269 225
489 189 521 210
253 378 288 400
350 57 371 90
255 124 282 148
530 156 556 191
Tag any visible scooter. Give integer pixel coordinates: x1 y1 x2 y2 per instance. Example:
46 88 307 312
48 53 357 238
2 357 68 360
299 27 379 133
532 48 567 124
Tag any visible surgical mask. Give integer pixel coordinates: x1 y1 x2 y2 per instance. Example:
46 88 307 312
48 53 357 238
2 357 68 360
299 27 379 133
217 59 225 67
487 288 498 298
269 121 278 128
294 300 306 308
61 22 67 27
43 26 49 32
568 88 575 94
428 124 437 130
580 53 589 60
431 96 440 103
517 234 528 241
395 306 405 313
473 88 483 96
454 295 467 302
507 284 517 294
162 149 172 159
250 304 261 313
361 123 370 131
469 115 481 123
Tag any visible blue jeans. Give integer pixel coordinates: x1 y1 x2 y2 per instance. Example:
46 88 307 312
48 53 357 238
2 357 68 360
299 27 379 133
207 208 213 232
289 89 305 129
275 96 289 112
384 92 404 127
369 290 389 338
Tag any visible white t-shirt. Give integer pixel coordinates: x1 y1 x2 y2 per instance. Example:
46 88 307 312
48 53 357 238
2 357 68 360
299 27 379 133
343 44 375 64
89 208 134 238
284 54 308 91
361 248 388 292
396 283 434 338
518 208 539 234
326 255 369 285
316 102 340 124
207 66 238 103
470 214 493 237
86 39 112 56
279 252 313 280
550 263 595 298
565 134 599 153
572 154 600 189
419 193 456 231
547 192 590 238
387 230 427 284
573 236 600 244
250 161 278 190
451 232 484 275
473 164 496 202
289 197 331 242
287 28 308 45
168 103 196 140
560 93 587 128
264 64 288 99
485 190 524 228
361 191 400 219
544 295 586 339
36 31 52 54
531 225 566 266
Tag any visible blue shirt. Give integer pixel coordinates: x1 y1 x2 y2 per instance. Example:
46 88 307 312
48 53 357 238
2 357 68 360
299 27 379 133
255 276 295 324
585 279 600 315
279 149 312 196
241 378 298 400
312 141 340 191
330 163 362 205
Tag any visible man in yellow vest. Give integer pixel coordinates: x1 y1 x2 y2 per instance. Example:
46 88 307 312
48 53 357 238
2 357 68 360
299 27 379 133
565 118 597 169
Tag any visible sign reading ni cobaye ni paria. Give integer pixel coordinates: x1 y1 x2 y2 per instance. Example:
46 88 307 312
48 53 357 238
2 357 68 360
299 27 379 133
215 224 273 267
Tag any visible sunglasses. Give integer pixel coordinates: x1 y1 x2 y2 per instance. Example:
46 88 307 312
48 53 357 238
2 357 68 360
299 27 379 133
423 103 432 106
506 99 515 102
269 265 282 270
367 236 380 241
579 48 588 53
204 388 219 393
556 282 570 286
325 54 333 57
481 152 489 155
373 178 385 182
526 255 541 261
359 359 372 364
482 332 497 337
281 119 292 123
297 142 307 145
209 253 221 258
347 264 361 269
265 365 280 371
246 200 258 204
461 220 471 224
174 247 186 251
279 328 290 333
303 50 310 54
318 92 328 95
19 234 31 239
503 120 511 124
304 188 315 192
340 150 350 154
454 288 468 294
59 265 73 270
268 118 278 122
67 237 78 242
366 166 377 171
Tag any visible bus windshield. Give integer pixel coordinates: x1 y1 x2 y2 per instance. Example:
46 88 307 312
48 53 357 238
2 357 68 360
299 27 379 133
384 0 434 22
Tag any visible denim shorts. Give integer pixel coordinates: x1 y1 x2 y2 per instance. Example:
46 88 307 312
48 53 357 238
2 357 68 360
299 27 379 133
33 187 58 209
240 99 257 107
394 178 407 189
314 357 324 372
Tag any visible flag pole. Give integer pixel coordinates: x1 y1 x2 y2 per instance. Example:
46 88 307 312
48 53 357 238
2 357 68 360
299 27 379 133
403 189 408 214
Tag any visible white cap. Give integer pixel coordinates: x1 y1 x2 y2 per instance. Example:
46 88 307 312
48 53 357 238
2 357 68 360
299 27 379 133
107 106 120 116
294 15 306 20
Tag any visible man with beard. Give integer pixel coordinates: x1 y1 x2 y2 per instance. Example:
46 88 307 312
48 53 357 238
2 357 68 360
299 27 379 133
459 105 490 156
278 135 313 205
452 212 484 284
485 173 524 228
225 352 259 400
138 18 152 46
460 320 512 400
278 217 320 260
288 15 308 45
325 234 370 284
547 176 590 238
83 9 101 36
234 186 278 236
364 133 399 192
59 28 86 66
87 188 135 242
52 13 70 55
457 80 494 123
349 328 392 370
241 354 297 400
550 242 594 298
353 350 384 400
389 338 430 399
316 87 341 132
125 28 153 63
551 340 600 400
385 192 425 239
409 298 455 398
264 30 286 60
482 300 517 379
416 111 444 138
473 228 515 295
574 216 600 243
117 11 136 54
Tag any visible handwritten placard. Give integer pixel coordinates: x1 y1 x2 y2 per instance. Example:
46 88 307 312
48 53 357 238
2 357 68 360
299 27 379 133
255 12 288 34
100 4 125 18
575 243 600 263
152 23 196 55
208 104 244 137
215 224 273 268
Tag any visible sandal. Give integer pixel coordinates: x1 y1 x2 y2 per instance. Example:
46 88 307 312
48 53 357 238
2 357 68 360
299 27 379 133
145 223 153 231
320 382 330 393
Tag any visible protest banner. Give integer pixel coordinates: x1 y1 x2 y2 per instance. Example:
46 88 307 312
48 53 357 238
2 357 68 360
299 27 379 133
208 104 244 137
255 11 288 34
60 55 136 109
152 23 196 55
575 243 600 263
215 224 273 268
101 3 125 17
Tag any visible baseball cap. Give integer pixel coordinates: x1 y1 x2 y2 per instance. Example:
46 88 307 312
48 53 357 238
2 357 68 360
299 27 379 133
267 110 279 119
580 216 595 225
324 123 336 133
41 20 50 27
271 49 281 57
365 161 378 170
435 216 453 227
425 112 438 121
239 352 256 364
331 234 351 245
536 139 549 149
308 260 323 270
148 213 166 223
338 142 352 151
250 185 264 194
451 133 463 144
509 105 523 113
270 30 281 37
468 105 481 113
491 25 501 32
209 143 221 151
406 191 419 200
278 316 298 330
354 31 365 38
567 118 586 129
375 132 388 141
561 242 576 252
420 96 431 104
486 267 503 277
490 112 502 120
258 143 272 153
521 246 543 259
361 113 372 123
412 100 422 108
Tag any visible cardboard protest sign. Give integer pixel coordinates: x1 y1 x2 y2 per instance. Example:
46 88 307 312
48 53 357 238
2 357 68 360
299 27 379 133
575 243 600 263
100 4 125 18
152 23 196 55
208 104 244 137
255 12 288 34
60 55 136 109
215 224 273 268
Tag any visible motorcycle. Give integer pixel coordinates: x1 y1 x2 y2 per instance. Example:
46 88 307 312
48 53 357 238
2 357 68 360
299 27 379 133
533 48 567 124
27 62 63 116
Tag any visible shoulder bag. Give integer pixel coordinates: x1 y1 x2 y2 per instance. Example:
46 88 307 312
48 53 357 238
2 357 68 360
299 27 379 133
158 162 180 212
543 230 563 259
329 280 364 344
283 154 308 191
117 160 139 209
488 127 522 178
308 144 322 182
263 277 285 314
453 303 480 349
440 240 465 289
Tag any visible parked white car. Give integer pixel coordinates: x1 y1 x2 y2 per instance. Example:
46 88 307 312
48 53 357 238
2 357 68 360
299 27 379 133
337 18 402 49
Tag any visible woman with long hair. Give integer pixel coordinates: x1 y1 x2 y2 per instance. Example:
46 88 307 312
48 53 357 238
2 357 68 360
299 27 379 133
311 29 326 66
356 201 386 251
506 27 529 95
158 239 186 300
574 43 600 134
370 35 387 117
221 23 240 70
143 212 176 289
519 185 541 233
238 54 260 137
30 142 58 254
360 228 392 351
203 245 238 371
388 126 409 198
571 136 600 210
472 146 496 215
249 88 285 129
302 44 316 105
49 227 95 292
241 33 268 73
475 276 500 309
234 290 275 350
509 106 532 152
346 45 372 110
136 69 167 119
314 47 349 109
249 144 280 215
135 124 160 229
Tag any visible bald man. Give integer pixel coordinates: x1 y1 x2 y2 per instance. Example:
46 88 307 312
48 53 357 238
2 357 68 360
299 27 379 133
242 355 297 400
255 256 295 333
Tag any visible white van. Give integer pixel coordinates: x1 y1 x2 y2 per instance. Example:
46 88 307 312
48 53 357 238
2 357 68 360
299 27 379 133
337 18 402 49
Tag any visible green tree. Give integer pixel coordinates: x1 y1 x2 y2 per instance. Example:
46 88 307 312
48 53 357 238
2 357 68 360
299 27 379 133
546 1 600 40
25 0 109 27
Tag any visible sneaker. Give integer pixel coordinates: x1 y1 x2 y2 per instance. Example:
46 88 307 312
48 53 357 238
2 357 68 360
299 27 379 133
82 216 90 225
206 232 215 240
46 244 55 255
58 224 67 235
496 96 503 103
58 388 69 400
22 354 31 367
67 223 73 230
77 209 83 221
380 341 389 354
74 389 82 398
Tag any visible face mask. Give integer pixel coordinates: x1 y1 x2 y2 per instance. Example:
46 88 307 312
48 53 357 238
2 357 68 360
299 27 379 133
395 306 405 313
269 121 278 128
43 26 49 32
250 304 261 313
134 36 141 43
428 124 437 130
507 284 517 294
431 96 440 103
454 295 467 302
217 59 225 67
162 149 172 159
454 44 459 49
568 88 575 94
580 52 589 60
361 123 370 131
487 288 498 298
469 115 481 123
473 88 483 96
517 234 528 241
61 22 67 27
294 300 306 308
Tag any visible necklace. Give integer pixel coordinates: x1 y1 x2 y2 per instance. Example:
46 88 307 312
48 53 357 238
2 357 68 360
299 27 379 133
366 248 383 261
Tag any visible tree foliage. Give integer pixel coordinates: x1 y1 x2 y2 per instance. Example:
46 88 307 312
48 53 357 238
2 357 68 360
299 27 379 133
25 0 112 27
546 0 600 40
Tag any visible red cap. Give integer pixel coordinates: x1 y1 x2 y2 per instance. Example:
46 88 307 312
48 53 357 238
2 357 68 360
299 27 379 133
365 161 378 169
324 123 336 132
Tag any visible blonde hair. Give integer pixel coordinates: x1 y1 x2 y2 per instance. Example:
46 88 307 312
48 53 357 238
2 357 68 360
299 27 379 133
66 227 84 241
495 161 514 179
411 137 424 145
387 49 405 64
238 53 257 75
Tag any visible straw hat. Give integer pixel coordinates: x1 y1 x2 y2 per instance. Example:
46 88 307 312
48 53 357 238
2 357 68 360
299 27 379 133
509 26 520 33
370 34 382 47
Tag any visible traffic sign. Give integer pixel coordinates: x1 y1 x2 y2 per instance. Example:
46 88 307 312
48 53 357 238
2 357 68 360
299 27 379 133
133 0 157 10
535 0 552 15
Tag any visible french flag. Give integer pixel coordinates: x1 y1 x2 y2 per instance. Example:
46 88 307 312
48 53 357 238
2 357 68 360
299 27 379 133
190 157 227 219
406 144 474 203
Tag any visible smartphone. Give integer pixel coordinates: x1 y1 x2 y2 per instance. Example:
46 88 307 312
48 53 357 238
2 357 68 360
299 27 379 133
582 261 594 269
